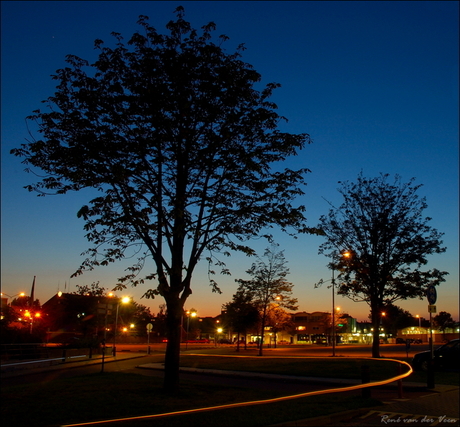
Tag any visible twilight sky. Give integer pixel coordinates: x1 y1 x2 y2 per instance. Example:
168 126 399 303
1 1 458 323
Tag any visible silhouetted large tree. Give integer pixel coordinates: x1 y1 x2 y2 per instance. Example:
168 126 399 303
11 8 314 392
318 173 447 358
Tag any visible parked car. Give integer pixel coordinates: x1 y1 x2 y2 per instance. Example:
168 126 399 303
411 339 459 371
396 338 422 344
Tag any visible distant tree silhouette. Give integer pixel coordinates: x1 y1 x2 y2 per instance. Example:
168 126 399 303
222 288 260 350
265 304 294 347
236 244 298 356
378 303 415 337
318 173 448 358
73 282 106 297
433 311 456 335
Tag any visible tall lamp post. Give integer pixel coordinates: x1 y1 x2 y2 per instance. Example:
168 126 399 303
331 268 337 356
24 310 41 334
1 292 26 300
185 310 197 350
314 274 339 355
113 296 130 356
216 327 223 347
331 251 351 357
314 252 350 357
380 311 386 343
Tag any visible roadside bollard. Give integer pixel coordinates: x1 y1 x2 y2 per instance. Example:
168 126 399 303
100 340 106 373
361 365 371 398
427 358 435 389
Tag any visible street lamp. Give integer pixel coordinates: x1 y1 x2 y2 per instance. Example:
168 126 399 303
380 312 386 342
216 327 223 346
1 292 26 300
416 314 421 328
113 296 130 356
2 292 27 311
185 310 197 350
23 309 41 334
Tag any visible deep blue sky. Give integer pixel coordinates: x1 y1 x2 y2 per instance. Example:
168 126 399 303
1 1 458 322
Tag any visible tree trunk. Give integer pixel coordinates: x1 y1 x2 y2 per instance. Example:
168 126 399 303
163 299 182 393
371 307 381 358
258 316 266 356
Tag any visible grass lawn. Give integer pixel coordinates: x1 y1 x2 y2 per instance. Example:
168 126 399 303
178 353 459 385
178 354 408 381
2 355 457 427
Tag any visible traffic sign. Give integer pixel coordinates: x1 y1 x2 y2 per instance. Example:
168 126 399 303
426 286 437 305
428 305 436 313
146 323 153 332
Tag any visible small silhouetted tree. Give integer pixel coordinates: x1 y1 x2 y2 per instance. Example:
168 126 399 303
236 244 298 356
11 8 314 392
265 305 294 347
318 173 448 357
379 303 415 337
117 301 152 336
10 295 34 310
73 282 107 297
223 289 260 350
433 311 455 336
152 304 168 340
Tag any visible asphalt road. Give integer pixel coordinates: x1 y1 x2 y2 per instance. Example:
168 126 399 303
0 353 363 395
1 342 429 388
116 342 431 360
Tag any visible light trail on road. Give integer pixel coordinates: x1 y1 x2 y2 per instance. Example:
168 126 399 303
61 358 413 427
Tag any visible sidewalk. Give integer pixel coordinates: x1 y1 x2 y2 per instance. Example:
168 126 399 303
271 387 459 426
0 350 146 378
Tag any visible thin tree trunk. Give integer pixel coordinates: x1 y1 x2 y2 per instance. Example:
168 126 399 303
371 307 381 358
258 314 266 356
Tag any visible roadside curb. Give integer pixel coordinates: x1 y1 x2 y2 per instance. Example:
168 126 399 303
1 353 147 378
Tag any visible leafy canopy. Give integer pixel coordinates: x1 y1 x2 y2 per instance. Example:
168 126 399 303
318 172 447 307
11 7 313 303
236 244 298 312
